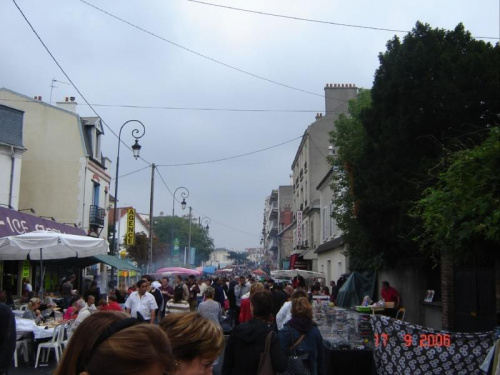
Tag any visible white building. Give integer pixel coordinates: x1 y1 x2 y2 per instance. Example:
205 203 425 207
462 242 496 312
0 104 26 210
314 168 348 285
290 84 357 272
208 248 234 269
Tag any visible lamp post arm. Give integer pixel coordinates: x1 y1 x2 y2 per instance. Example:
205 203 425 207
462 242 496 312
110 120 146 286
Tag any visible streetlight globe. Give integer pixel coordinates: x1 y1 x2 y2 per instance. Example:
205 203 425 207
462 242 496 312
132 139 142 159
181 198 187 210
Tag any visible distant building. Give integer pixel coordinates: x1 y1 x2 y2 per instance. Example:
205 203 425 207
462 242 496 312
246 247 263 264
290 84 357 272
208 248 234 269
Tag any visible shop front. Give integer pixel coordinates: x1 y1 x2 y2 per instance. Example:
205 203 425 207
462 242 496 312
0 206 86 300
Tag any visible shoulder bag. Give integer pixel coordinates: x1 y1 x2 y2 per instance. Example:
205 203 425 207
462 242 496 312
277 330 311 375
257 331 274 375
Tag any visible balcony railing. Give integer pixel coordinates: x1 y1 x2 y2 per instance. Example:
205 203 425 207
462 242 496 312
89 205 106 227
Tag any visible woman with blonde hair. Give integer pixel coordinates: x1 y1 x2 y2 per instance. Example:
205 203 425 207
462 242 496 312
54 311 174 375
278 296 324 375
22 297 42 324
160 312 224 375
238 281 264 324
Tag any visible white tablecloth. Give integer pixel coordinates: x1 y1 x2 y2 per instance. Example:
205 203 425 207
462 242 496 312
15 318 55 340
12 310 25 318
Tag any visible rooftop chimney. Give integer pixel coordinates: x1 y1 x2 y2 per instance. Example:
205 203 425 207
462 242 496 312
324 83 358 116
57 96 78 113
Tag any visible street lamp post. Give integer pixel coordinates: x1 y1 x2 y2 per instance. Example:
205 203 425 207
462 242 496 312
201 217 211 231
186 206 192 265
110 120 145 286
171 187 189 266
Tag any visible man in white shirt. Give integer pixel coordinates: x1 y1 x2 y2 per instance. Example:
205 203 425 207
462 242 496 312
69 299 91 338
125 279 157 323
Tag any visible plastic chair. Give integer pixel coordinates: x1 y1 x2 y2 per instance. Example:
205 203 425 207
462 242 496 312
395 307 406 321
34 325 64 368
19 304 28 311
13 339 30 367
60 321 73 351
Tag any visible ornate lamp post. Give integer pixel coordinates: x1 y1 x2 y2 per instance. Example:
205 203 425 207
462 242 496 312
110 120 145 286
172 187 189 218
201 217 211 231
171 187 189 265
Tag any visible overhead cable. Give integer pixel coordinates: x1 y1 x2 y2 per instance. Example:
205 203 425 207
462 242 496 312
156 134 303 167
185 0 499 40
12 0 152 168
79 0 323 98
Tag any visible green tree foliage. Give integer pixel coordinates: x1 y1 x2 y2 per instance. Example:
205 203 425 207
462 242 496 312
228 251 248 265
151 216 214 266
332 22 499 269
126 231 150 267
414 128 500 262
329 89 380 269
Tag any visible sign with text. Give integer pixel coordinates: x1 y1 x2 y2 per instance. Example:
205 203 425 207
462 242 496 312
0 207 85 237
189 247 196 265
296 211 303 246
125 208 135 246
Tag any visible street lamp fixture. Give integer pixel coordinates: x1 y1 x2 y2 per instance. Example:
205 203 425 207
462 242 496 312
110 120 146 285
172 187 189 217
132 139 142 159
201 217 211 231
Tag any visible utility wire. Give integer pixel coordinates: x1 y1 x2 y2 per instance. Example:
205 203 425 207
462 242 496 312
156 134 303 167
185 0 499 40
155 169 261 238
79 0 323 98
0 98 328 113
12 0 152 168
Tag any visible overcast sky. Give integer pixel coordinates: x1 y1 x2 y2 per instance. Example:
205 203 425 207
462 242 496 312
1 0 498 252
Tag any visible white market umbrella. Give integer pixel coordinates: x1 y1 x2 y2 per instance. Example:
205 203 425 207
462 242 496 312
271 269 325 280
0 230 108 295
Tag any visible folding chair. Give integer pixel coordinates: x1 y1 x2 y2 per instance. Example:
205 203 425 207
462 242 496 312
60 321 73 351
13 339 29 367
34 325 64 368
395 307 406 321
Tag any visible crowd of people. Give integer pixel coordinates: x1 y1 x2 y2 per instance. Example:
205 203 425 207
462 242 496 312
1 272 401 375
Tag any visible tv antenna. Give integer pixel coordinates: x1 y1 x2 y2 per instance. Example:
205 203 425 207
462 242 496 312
50 78 72 104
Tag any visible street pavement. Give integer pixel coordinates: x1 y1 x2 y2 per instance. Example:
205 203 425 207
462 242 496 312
10 360 57 375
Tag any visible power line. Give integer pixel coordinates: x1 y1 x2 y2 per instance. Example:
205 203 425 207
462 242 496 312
79 0 323 98
184 0 500 40
0 98 326 113
155 168 261 238
156 135 303 167
12 0 153 169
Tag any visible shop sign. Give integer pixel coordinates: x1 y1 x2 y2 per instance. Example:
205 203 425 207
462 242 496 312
296 211 303 246
22 260 30 278
0 206 85 236
125 208 135 246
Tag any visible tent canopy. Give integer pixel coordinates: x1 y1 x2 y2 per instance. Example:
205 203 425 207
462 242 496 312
336 271 376 308
271 269 325 279
0 230 108 260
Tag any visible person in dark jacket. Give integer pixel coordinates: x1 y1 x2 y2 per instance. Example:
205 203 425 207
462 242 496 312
222 290 287 375
279 296 324 375
0 295 16 375
212 277 225 308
